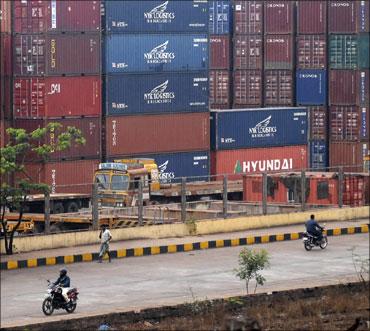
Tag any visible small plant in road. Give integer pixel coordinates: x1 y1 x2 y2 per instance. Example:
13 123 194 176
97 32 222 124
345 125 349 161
234 248 270 294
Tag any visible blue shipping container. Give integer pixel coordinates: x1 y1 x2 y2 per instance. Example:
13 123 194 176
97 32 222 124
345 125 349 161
110 151 210 183
211 108 308 150
209 1 232 34
105 34 208 73
104 0 208 33
296 70 327 105
309 140 328 169
106 72 209 115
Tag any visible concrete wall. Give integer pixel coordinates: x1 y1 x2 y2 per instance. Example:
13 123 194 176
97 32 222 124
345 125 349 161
1 206 368 254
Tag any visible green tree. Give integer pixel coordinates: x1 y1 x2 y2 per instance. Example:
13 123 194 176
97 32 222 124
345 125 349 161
0 123 85 255
234 248 270 294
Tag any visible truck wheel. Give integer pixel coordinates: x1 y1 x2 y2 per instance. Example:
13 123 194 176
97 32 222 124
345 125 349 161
66 201 79 213
52 203 64 214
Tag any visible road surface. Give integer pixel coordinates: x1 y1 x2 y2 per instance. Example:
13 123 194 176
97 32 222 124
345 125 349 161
1 233 369 328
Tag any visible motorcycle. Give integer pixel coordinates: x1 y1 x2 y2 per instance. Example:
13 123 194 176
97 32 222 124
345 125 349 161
302 227 328 251
42 280 79 316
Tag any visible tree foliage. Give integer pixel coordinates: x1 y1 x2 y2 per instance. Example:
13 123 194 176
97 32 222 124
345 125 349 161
234 248 270 294
0 123 85 254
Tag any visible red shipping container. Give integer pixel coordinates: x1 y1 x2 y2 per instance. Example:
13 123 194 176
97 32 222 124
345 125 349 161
264 1 294 34
21 159 99 194
14 117 101 160
329 70 369 105
211 145 308 180
14 0 101 33
329 141 368 172
106 113 210 156
0 76 12 119
0 0 11 33
329 1 369 33
264 34 293 69
210 35 231 69
233 70 262 107
309 106 327 140
233 1 263 34
14 34 100 76
233 35 263 70
1 33 12 76
209 70 231 109
297 35 327 69
13 76 101 118
297 1 327 34
264 70 294 106
329 106 360 141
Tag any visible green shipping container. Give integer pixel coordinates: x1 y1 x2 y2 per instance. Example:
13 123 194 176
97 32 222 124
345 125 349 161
329 34 369 69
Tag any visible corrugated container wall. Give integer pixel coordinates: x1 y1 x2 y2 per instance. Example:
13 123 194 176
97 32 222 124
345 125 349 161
105 72 208 116
210 35 231 69
112 151 210 183
104 34 208 74
329 34 370 69
264 70 294 106
14 34 101 76
14 0 101 33
209 70 231 109
310 140 328 169
209 1 232 34
264 1 294 34
233 35 263 69
211 108 308 150
0 77 11 119
296 70 327 105
233 1 263 34
296 35 327 69
13 76 101 118
328 1 369 33
0 0 11 33
297 1 327 34
104 0 208 33
329 106 362 141
106 113 210 156
360 106 369 141
264 34 293 69
211 145 308 179
22 159 99 194
308 106 327 140
15 118 101 160
233 70 262 107
0 33 12 77
329 141 368 172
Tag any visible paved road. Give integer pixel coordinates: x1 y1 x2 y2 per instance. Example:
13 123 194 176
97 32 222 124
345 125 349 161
1 234 369 328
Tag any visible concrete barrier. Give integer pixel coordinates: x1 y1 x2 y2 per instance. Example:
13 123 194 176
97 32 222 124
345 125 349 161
1 206 368 255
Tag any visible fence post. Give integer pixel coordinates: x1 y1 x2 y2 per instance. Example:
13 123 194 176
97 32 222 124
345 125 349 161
181 177 186 223
223 175 228 219
262 173 267 215
138 180 143 226
301 170 306 211
44 190 50 234
338 167 343 208
92 183 99 230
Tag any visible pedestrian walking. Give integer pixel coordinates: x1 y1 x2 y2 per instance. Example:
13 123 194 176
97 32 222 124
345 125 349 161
98 224 112 263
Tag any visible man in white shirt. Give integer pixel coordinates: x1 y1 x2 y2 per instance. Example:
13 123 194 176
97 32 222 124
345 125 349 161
98 224 112 263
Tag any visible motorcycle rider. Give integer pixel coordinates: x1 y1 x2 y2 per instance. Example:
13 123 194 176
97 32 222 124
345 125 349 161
53 268 71 302
305 214 324 243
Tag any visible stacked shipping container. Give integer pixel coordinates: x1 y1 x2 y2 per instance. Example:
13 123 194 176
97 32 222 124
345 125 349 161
103 0 210 182
233 1 263 107
11 0 102 193
328 0 370 172
296 1 328 169
209 1 232 109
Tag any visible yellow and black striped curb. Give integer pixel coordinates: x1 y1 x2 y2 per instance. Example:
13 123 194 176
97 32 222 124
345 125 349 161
1 224 368 271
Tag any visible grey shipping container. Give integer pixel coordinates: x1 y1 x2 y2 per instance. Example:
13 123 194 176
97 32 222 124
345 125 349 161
106 72 208 115
104 34 208 73
104 0 208 33
264 70 294 106
211 107 308 150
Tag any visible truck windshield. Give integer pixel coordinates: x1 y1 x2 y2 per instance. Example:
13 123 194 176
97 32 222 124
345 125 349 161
96 174 109 190
111 175 129 191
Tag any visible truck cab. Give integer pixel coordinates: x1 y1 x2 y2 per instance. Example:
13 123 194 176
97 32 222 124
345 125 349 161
94 160 159 207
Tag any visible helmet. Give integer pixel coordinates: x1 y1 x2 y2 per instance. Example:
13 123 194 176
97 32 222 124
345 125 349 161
60 268 67 277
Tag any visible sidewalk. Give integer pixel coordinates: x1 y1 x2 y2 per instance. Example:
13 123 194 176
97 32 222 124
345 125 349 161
1 219 367 265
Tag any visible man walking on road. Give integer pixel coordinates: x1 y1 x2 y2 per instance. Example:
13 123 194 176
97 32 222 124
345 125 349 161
98 224 112 263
